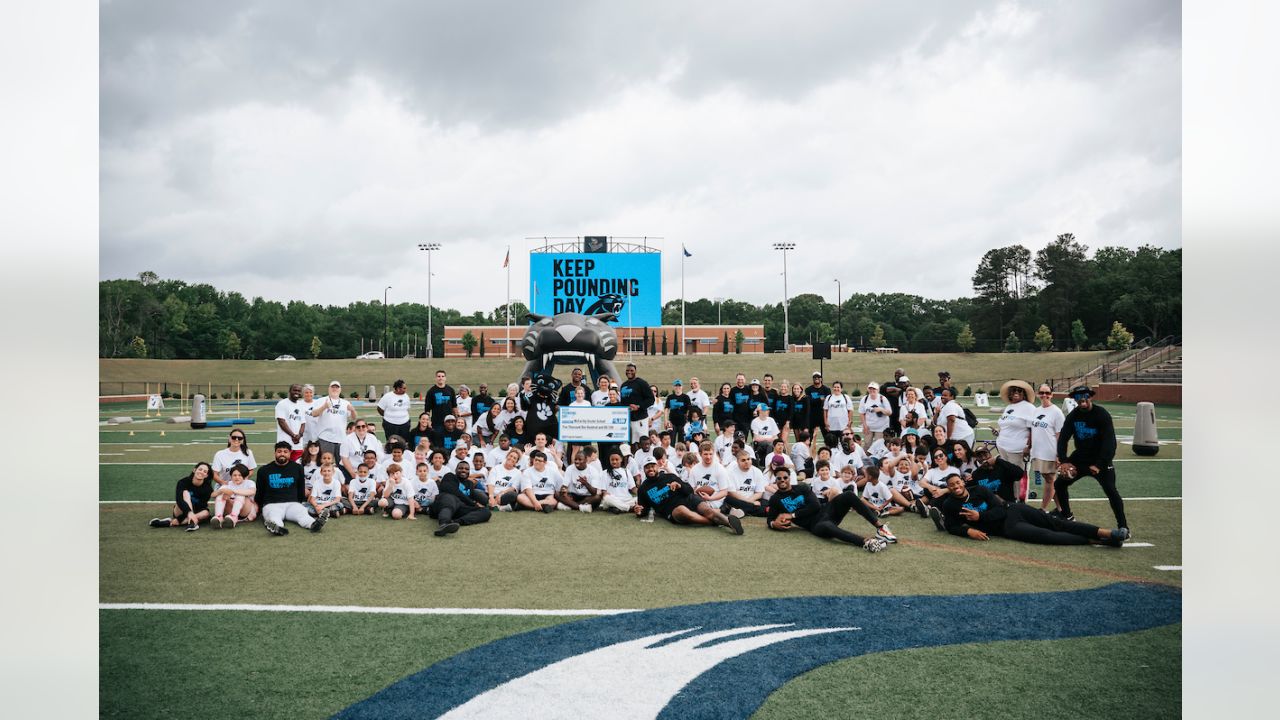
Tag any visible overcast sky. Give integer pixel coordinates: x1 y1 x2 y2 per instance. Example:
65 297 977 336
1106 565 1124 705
100 0 1180 314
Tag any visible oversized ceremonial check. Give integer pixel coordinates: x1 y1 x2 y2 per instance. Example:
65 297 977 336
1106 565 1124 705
558 405 632 443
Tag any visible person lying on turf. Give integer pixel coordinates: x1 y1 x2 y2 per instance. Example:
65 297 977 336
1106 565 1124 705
632 459 744 535
765 466 893 552
937 474 1129 547
150 461 214 532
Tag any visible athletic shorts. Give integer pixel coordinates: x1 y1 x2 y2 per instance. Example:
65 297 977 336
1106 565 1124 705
666 497 704 522
1031 459 1057 477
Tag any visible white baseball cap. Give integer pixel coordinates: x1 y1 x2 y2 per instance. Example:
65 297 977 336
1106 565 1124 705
329 380 342 388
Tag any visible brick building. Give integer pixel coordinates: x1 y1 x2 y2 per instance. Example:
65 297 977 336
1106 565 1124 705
441 324 766 358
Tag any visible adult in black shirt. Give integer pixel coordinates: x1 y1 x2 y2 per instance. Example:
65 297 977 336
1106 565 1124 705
765 466 891 552
632 461 743 534
664 380 692 442
939 475 1126 546
786 383 811 436
712 383 736 432
729 374 754 431
1054 385 1126 530
255 442 324 535
433 416 464 454
471 383 496 420
557 367 589 407
149 461 215 531
970 446 1026 502
428 461 491 535
620 363 655 439
805 373 832 433
408 412 434 451
423 370 457 428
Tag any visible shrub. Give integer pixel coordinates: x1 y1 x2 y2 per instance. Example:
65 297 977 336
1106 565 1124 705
277 391 287 399
851 389 861 397
413 391 421 399
350 391 360 399
963 386 972 396
251 390 261 399
221 393 231 399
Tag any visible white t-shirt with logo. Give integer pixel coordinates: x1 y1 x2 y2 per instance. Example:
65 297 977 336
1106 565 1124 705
315 396 353 442
924 466 961 489
488 466 523 494
937 400 975 444
521 465 564 496
377 391 414 426
858 394 892 432
687 389 711 412
726 464 765 496
810 472 842 498
348 476 378 504
341 432 384 469
996 400 1037 455
861 478 893 507
311 476 343 506
385 478 413 506
823 394 853 431
275 398 307 449
600 467 635 499
898 400 930 427
412 477 439 508
689 460 730 495
750 417 780 440
299 398 323 443
563 465 599 496
1029 404 1067 462
212 448 257 484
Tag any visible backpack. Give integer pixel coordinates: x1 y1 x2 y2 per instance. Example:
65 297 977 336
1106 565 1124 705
963 406 979 428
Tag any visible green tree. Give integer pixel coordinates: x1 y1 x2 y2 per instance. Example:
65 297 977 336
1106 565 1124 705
479 332 486 357
957 324 976 352
1034 233 1091 340
128 335 148 358
1004 331 1021 353
1070 319 1087 351
734 330 744 354
723 332 729 354
660 332 668 355
310 335 322 359
1106 321 1134 351
222 330 241 359
672 330 679 355
1034 324 1054 352
461 331 477 358
869 324 886 348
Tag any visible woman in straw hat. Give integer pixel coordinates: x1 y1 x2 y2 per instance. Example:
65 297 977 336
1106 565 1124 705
995 380 1037 482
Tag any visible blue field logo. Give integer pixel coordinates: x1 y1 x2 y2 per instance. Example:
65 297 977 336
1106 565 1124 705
337 583 1179 720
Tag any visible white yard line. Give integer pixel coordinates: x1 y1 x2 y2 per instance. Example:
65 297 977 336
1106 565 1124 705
1068 496 1181 501
1153 565 1182 571
99 602 637 617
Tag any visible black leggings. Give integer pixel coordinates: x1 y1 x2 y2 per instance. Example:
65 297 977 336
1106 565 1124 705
804 491 880 545
999 503 1102 545
722 495 767 517
429 495 492 526
1054 464 1127 528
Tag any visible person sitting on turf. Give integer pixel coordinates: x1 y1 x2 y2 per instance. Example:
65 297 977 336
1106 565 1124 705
487 449 525 511
860 465 902 517
750 403 780 467
428 460 491 536
723 449 768 518
150 461 215 532
299 441 322 489
212 429 256 486
938 474 1129 547
558 451 602 512
765 465 893 552
970 445 1025 502
883 456 923 517
347 462 379 515
688 443 731 506
256 441 325 535
211 463 257 528
411 461 439 519
517 450 564 512
597 451 637 513
378 463 414 519
632 459 744 535
309 464 348 519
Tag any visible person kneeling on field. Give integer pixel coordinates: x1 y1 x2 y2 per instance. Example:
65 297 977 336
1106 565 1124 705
256 441 325 535
765 466 894 552
632 460 744 535
557 451 602 512
939 475 1128 547
428 460 491 536
150 461 215 532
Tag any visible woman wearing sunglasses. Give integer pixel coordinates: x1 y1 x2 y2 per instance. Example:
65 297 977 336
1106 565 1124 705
1029 385 1066 510
212 430 256 487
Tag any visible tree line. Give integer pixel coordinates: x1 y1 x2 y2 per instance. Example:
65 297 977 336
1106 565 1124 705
100 236 1179 359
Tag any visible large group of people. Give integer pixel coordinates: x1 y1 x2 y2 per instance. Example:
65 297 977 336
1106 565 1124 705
149 365 1131 550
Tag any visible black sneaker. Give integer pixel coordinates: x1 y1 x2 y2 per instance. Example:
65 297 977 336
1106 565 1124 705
184 523 199 533
264 519 288 536
726 514 744 535
1106 527 1130 547
928 506 946 532
434 521 460 536
912 498 929 518
310 514 326 533
148 517 171 528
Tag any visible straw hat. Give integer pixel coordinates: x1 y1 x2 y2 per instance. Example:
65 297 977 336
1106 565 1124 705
999 380 1035 404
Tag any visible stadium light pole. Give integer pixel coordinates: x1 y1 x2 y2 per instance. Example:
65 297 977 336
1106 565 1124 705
383 286 392 355
418 243 440 357
773 242 795 351
714 296 723 325
833 278 841 349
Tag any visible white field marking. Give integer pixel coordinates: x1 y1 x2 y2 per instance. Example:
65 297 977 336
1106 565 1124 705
123 449 150 452
148 445 175 448
1113 458 1182 462
1068 496 1181 501
1153 565 1182 571
101 500 170 504
1118 439 1182 445
1092 542 1155 548
99 453 124 457
98 602 638 616
100 462 193 465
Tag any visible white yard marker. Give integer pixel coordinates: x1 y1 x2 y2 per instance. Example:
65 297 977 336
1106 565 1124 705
1153 565 1182 571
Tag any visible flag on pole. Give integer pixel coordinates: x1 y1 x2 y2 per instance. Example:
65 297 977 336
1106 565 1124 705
502 247 510 268
682 245 692 258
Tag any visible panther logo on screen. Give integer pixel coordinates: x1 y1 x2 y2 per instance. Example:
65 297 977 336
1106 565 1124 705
336 583 1179 720
583 293 626 316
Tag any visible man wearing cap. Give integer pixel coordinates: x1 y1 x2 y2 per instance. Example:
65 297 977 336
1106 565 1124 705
686 377 711 413
664 380 692 444
632 458 744 534
970 445 1026 503
749 403 780 466
434 414 464 454
309 381 357 463
620 362 655 443
423 370 457 429
765 465 889 553
376 379 414 447
256 441 325 535
859 381 893 450
806 372 831 438
1055 385 1127 531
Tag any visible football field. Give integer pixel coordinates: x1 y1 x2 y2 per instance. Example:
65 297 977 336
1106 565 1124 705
99 398 1182 719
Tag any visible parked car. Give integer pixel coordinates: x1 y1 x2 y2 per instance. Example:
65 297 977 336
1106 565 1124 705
356 351 385 360
273 354 297 361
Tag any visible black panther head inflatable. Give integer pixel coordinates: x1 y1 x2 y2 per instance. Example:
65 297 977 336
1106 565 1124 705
518 311 621 390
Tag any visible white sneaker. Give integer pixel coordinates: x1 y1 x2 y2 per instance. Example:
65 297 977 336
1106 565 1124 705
578 504 593 513
876 525 898 543
729 508 746 519
496 504 513 512
556 502 571 511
